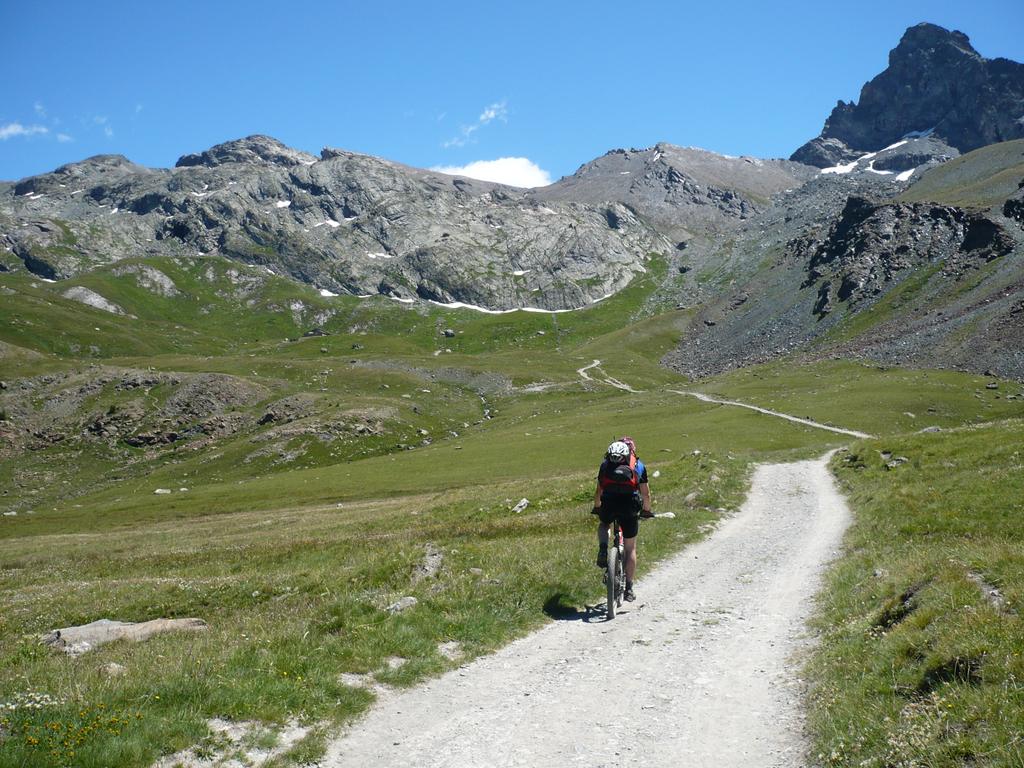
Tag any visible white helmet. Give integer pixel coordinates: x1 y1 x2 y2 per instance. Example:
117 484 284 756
607 441 630 463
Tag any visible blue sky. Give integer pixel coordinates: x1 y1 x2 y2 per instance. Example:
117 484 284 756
2 0 1022 186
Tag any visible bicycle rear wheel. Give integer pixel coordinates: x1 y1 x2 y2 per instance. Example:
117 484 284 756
615 552 625 609
606 544 618 619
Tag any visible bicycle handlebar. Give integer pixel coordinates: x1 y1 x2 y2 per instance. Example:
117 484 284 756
592 507 656 519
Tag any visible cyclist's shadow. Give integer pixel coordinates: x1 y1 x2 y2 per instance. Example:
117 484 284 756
543 593 604 623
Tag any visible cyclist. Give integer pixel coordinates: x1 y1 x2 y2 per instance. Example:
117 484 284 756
592 436 652 602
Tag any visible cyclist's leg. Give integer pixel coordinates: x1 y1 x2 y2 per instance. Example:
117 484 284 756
597 504 619 546
619 512 640 584
597 506 616 567
623 535 637 583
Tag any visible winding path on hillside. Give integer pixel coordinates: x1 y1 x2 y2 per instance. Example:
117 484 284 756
577 358 873 439
577 359 644 393
667 390 875 439
323 454 853 767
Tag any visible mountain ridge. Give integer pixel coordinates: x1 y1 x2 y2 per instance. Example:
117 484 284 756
1 135 674 311
2 21 1023 377
2 135 819 312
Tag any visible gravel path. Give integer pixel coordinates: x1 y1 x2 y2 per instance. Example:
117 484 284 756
668 390 874 440
577 359 644 393
323 454 851 767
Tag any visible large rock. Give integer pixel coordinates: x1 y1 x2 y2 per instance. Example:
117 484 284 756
61 286 125 315
40 618 207 655
790 137 863 169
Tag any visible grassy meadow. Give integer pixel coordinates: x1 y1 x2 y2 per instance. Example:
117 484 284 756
2 255 1023 766
810 419 1024 767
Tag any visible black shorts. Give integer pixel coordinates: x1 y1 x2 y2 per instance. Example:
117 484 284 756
598 493 641 539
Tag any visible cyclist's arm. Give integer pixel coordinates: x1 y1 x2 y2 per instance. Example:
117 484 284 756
593 482 603 511
640 482 652 514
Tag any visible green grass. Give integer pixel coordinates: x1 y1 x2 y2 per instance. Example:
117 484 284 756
820 262 944 344
0 444 746 767
808 419 1024 767
4 246 1024 765
900 139 1024 210
687 359 1024 438
0 253 675 363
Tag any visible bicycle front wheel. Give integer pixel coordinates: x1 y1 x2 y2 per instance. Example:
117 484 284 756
606 545 618 619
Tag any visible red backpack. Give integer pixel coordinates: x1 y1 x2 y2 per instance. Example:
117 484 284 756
599 453 639 495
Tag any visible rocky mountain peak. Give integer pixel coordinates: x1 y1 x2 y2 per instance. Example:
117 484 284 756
175 135 317 168
893 22 979 62
13 154 152 196
58 154 138 173
792 23 1024 167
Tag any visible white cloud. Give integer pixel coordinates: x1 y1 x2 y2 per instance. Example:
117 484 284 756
444 99 509 148
478 101 507 124
34 102 47 118
0 122 49 140
57 133 73 143
431 157 552 188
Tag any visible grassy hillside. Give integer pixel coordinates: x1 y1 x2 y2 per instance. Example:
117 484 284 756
900 139 1024 209
3 252 1023 766
689 359 1023 437
810 419 1024 767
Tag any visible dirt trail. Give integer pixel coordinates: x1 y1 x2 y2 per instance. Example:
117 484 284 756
323 454 851 767
669 389 874 439
577 359 644 393
575 359 872 440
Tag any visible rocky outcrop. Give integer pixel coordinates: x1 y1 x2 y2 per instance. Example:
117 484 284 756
61 286 125 315
789 138 863 170
1005 193 1024 226
801 196 1015 316
111 263 179 296
41 618 207 655
175 135 317 168
792 23 1024 167
0 368 268 453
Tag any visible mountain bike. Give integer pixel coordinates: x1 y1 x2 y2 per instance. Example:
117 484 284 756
603 512 655 619
604 519 627 618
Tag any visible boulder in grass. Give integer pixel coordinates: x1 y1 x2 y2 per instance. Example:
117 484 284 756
40 618 207 655
62 286 124 315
